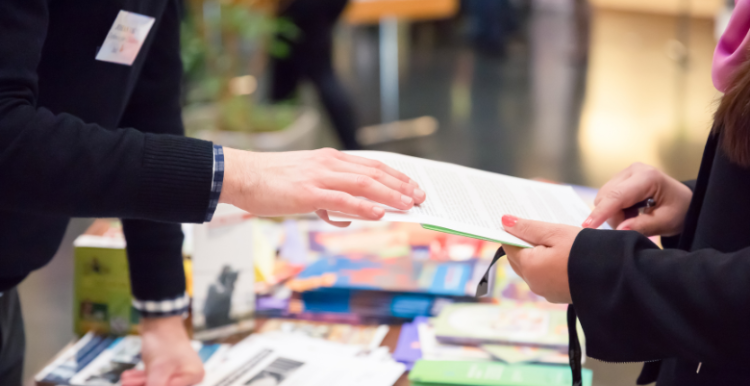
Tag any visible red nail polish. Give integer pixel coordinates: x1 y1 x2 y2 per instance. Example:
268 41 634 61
582 217 592 227
502 215 518 228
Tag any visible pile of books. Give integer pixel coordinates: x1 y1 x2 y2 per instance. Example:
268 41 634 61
391 303 593 385
35 320 402 386
254 219 500 324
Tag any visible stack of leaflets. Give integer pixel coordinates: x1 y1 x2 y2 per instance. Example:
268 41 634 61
198 332 404 386
36 320 402 386
34 332 228 386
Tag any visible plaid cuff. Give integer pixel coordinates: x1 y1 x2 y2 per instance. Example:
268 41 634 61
205 145 224 222
133 292 190 318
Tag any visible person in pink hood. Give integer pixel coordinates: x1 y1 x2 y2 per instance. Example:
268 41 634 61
496 2 750 384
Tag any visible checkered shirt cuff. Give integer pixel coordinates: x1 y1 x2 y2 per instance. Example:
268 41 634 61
132 292 190 318
205 144 224 222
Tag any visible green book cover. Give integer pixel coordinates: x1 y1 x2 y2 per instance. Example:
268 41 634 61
73 222 139 336
421 224 529 248
408 360 593 386
432 303 574 349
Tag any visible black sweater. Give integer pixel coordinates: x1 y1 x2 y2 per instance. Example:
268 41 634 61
0 0 214 301
570 132 750 384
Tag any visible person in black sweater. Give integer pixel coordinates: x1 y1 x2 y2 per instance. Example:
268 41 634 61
0 1 425 385
501 5 750 385
270 0 361 150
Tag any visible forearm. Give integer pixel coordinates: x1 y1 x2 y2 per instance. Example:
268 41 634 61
570 229 750 366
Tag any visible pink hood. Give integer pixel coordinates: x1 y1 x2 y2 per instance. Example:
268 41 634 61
714 0 750 92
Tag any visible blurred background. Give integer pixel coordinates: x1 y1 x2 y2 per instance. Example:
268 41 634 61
23 0 730 385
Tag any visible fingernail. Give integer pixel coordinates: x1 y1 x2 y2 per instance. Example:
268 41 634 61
582 217 592 227
502 215 518 228
401 195 413 205
415 189 426 200
373 206 385 217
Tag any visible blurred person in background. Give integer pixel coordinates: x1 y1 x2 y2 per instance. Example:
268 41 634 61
501 1 750 384
0 1 425 385
465 0 521 56
270 0 361 150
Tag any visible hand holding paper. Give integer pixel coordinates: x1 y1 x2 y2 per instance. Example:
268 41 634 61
328 151 592 247
502 215 581 304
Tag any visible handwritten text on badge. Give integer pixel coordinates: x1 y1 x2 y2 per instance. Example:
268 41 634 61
95 10 155 66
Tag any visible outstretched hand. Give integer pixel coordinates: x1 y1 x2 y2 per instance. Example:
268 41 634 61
220 148 426 226
502 215 581 304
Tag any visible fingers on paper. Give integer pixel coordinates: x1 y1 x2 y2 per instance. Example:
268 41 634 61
333 160 426 204
315 190 385 220
336 152 417 186
323 172 415 211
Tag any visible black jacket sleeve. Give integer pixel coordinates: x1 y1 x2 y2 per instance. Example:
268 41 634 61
569 229 750 367
0 0 212 223
119 0 188 303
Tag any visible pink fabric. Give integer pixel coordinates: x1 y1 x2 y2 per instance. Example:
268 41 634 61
713 0 750 92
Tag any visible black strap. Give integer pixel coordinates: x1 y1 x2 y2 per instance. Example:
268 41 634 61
476 247 582 386
475 246 505 297
567 304 583 386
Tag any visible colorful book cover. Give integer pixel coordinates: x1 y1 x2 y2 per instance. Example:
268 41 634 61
408 360 593 386
392 320 422 370
191 204 256 340
73 221 138 336
289 255 476 297
432 303 571 349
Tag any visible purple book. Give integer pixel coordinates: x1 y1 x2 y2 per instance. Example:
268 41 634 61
393 321 422 370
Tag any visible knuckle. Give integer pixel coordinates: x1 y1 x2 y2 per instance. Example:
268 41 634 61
606 188 624 201
400 181 413 194
356 199 370 213
320 147 338 156
355 175 372 188
643 167 660 180
370 168 385 180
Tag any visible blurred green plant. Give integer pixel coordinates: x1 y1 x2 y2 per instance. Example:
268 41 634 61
181 1 300 133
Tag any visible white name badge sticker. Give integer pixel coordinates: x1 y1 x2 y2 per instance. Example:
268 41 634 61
95 10 156 66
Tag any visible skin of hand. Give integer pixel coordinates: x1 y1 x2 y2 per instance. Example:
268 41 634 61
502 215 581 304
220 148 426 226
581 162 693 236
120 316 204 386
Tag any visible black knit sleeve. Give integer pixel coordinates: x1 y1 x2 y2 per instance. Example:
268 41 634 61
0 0 212 223
118 0 195 309
569 229 750 367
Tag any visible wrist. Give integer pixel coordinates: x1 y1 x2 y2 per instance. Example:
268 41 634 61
140 315 188 339
218 147 256 207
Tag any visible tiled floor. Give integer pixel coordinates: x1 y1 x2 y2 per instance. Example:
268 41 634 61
18 2 720 385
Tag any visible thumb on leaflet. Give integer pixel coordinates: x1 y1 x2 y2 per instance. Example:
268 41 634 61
145 367 171 386
168 372 204 386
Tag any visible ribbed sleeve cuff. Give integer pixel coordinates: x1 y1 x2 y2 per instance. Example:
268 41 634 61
133 293 190 318
137 133 214 223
